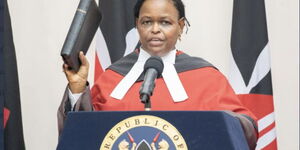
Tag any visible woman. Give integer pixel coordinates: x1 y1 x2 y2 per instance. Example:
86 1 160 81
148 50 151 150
59 0 257 149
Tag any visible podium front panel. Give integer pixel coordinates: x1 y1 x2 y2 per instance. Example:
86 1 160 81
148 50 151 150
57 111 249 150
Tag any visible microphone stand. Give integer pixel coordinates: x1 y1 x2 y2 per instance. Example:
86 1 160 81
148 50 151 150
140 94 151 111
140 68 157 111
145 102 151 111
139 56 164 112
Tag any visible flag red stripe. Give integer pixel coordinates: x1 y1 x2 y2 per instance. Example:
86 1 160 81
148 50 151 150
259 122 275 137
261 139 277 150
3 107 10 128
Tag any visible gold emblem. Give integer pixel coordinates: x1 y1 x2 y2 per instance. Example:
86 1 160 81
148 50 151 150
100 115 188 150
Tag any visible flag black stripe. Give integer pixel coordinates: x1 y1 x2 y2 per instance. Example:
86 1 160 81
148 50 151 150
0 0 5 148
2 1 26 149
231 0 269 86
250 70 273 95
99 0 138 63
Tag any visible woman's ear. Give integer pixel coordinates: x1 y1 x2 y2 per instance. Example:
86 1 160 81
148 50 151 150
178 17 185 34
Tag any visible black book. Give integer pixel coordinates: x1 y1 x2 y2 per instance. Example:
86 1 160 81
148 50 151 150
61 0 101 72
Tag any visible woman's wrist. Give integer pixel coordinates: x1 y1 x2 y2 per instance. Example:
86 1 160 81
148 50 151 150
69 80 87 93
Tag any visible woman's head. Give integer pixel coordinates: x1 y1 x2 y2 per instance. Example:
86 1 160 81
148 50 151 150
134 0 186 56
134 0 186 20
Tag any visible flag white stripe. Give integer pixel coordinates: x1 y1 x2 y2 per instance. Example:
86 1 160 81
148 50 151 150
95 27 111 70
255 128 276 150
124 28 139 57
229 43 271 94
258 112 275 132
246 44 271 92
228 52 246 93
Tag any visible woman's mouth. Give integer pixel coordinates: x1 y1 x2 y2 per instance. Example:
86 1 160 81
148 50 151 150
148 38 164 47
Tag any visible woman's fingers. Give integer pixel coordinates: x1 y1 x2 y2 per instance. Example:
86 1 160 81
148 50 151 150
62 52 89 89
77 51 89 79
63 64 74 77
79 51 89 68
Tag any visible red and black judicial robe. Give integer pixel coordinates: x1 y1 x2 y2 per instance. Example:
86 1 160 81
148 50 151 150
58 50 257 133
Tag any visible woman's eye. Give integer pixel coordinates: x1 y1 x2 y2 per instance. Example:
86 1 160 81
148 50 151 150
142 20 152 25
161 21 171 25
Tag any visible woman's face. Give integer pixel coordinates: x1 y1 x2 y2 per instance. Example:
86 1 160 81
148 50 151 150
136 0 185 56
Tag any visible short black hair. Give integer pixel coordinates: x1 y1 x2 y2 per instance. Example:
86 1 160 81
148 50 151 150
134 0 186 19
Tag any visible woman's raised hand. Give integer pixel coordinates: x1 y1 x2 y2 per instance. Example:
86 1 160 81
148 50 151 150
63 51 89 93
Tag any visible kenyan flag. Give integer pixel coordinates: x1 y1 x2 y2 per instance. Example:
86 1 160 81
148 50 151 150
229 0 277 149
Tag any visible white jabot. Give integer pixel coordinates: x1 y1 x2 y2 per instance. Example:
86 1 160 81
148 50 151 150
110 48 188 102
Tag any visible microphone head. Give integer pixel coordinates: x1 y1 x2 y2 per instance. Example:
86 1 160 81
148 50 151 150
144 56 164 76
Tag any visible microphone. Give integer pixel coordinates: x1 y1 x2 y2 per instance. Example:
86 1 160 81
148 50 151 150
139 56 164 109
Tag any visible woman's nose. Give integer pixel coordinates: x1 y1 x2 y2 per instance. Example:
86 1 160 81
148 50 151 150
151 23 160 34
